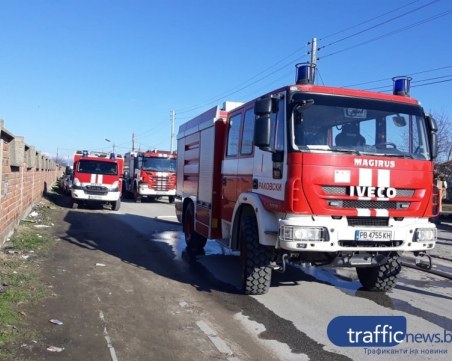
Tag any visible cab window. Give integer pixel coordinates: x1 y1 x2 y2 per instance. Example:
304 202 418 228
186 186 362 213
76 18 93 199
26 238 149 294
241 109 254 155
226 113 242 157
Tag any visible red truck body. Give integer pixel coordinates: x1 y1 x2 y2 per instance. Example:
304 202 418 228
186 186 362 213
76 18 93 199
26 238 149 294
175 70 438 295
123 150 177 203
71 150 124 211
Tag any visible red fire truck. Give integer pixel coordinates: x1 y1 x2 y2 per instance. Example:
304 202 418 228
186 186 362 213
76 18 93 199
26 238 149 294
123 150 177 203
71 150 124 211
175 64 439 295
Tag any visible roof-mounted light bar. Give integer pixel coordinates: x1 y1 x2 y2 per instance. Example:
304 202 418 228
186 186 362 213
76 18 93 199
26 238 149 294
295 63 315 85
392 76 412 97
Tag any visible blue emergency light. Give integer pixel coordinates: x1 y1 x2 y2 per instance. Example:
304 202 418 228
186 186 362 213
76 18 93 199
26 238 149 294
392 76 412 96
109 153 115 159
82 150 88 157
295 63 315 85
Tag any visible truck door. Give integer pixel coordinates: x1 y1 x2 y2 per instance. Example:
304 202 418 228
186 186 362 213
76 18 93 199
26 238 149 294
222 112 242 222
253 97 285 202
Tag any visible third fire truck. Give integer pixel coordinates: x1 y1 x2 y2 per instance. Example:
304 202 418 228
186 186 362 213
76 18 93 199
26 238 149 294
175 64 439 295
123 150 177 203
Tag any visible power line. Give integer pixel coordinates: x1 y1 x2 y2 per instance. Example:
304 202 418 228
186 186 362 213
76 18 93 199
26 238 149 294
176 50 310 115
363 74 452 91
342 65 452 88
320 0 423 40
320 8 452 59
319 0 439 49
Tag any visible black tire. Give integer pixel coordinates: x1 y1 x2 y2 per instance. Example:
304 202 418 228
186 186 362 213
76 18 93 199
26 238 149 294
168 196 175 204
112 198 121 211
71 199 78 209
133 186 142 203
240 215 273 295
356 253 401 292
183 202 207 251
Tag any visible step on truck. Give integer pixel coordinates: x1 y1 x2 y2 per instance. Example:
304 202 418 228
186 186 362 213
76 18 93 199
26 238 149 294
71 150 124 211
175 64 439 295
123 150 177 203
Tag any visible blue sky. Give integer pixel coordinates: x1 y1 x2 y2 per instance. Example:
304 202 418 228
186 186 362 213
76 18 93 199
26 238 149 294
1 0 451 163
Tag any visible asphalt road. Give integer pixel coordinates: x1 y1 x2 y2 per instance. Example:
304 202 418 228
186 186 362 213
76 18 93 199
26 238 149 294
16 195 452 360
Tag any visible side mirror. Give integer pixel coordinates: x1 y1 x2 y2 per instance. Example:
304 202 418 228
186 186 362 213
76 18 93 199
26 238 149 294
426 115 438 159
254 115 271 149
254 97 273 116
123 170 129 178
254 97 279 150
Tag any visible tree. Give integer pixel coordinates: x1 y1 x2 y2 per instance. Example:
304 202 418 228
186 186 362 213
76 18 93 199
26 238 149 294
432 112 452 163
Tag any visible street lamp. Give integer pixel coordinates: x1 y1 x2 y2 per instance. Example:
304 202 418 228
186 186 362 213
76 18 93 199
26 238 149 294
105 139 116 153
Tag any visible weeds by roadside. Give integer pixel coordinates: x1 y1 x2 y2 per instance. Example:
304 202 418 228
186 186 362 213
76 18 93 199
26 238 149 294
0 200 58 359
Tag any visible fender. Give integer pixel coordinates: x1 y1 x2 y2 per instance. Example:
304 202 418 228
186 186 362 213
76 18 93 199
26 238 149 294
231 192 280 248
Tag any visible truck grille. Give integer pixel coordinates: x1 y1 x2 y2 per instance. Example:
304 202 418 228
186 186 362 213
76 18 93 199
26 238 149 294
85 185 108 195
323 186 414 197
323 185 414 210
339 240 403 247
150 176 172 191
347 217 389 227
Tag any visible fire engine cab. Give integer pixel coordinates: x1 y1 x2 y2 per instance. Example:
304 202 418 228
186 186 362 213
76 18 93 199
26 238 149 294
175 64 439 295
71 150 124 211
123 150 177 203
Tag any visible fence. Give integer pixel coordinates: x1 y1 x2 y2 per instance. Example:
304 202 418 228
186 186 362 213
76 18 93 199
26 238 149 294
0 120 61 246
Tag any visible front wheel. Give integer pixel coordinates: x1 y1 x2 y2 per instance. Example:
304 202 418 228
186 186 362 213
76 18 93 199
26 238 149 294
71 199 78 209
240 215 273 295
183 202 206 252
112 198 121 211
356 253 401 292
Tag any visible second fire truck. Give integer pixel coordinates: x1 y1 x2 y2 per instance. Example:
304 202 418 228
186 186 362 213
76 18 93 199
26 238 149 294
175 64 438 295
71 150 124 211
122 150 177 203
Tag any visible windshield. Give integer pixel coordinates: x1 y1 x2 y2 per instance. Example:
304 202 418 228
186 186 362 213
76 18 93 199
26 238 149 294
142 157 176 172
291 94 430 160
78 160 118 175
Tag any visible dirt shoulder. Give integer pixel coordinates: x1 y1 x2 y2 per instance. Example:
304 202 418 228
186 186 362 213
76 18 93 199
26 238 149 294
2 189 276 361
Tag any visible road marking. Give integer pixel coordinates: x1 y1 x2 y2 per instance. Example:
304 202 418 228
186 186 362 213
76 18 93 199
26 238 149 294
196 320 240 361
99 310 119 361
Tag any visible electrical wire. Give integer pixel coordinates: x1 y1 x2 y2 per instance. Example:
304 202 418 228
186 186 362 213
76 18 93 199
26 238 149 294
319 0 439 50
342 65 452 88
321 8 452 59
320 0 423 40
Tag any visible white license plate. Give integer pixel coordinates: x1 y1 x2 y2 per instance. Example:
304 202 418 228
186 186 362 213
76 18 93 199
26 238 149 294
88 195 102 200
355 230 392 241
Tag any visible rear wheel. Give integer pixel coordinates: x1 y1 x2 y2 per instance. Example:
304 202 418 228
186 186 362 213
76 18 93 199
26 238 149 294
356 253 401 292
240 214 273 295
133 186 142 203
183 202 206 252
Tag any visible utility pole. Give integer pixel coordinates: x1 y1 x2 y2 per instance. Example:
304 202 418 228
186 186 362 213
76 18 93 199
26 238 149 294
170 110 175 153
309 37 317 83
132 132 135 152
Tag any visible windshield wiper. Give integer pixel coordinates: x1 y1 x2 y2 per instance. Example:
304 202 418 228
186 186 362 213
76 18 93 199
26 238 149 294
332 147 362 155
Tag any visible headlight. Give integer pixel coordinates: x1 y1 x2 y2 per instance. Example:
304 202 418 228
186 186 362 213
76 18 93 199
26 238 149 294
111 181 119 191
414 228 436 242
72 178 82 189
280 226 328 242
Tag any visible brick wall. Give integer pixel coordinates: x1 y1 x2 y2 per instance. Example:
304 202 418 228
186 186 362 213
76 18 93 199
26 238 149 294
0 120 61 246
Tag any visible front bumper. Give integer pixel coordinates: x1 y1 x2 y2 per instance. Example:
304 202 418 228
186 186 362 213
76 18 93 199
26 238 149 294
72 189 120 202
138 185 176 197
277 215 436 253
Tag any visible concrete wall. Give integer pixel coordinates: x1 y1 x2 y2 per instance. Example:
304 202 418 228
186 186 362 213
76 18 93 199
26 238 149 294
0 119 61 246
